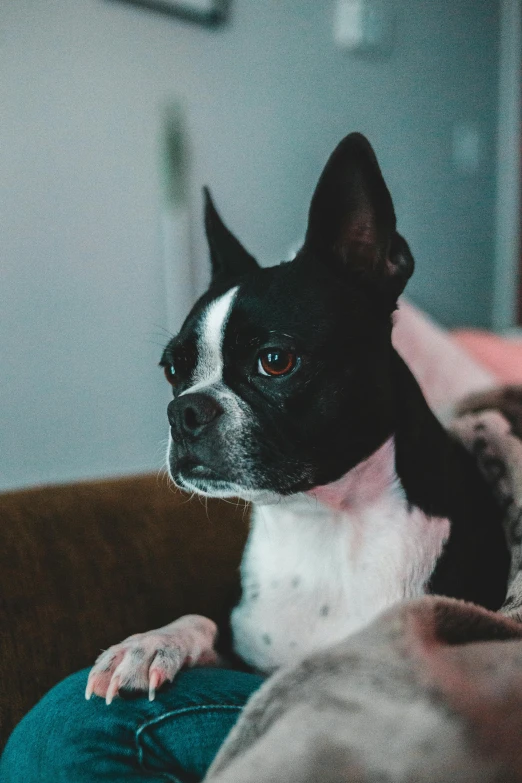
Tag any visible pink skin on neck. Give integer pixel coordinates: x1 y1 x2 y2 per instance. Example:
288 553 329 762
305 438 398 512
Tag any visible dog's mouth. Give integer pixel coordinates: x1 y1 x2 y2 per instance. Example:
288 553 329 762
171 456 237 495
176 456 214 476
170 454 281 503
174 456 223 481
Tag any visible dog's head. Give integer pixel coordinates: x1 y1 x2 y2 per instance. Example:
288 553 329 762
160 133 414 501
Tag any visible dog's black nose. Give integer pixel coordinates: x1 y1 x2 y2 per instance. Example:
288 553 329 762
168 393 224 437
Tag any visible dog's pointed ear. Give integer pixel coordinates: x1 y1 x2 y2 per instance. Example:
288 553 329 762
204 187 259 283
302 133 413 304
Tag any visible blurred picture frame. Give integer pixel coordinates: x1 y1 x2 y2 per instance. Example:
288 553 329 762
108 0 230 27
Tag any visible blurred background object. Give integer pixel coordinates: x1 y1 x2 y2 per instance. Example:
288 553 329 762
161 103 194 334
0 0 520 491
108 0 230 28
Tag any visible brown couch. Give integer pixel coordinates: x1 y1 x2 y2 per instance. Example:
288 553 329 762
0 474 249 751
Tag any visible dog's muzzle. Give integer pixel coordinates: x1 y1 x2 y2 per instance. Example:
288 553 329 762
167 391 232 488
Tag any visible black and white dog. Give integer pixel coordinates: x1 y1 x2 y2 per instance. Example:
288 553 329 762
87 133 509 704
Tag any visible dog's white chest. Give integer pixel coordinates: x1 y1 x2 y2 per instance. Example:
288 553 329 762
231 439 450 673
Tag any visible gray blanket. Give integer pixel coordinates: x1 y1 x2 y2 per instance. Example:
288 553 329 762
206 387 522 783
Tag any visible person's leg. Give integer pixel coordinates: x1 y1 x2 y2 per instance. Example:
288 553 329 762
0 667 263 783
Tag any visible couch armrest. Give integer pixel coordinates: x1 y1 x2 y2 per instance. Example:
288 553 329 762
0 474 249 749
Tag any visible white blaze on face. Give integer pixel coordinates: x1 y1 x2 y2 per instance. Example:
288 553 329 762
180 286 239 397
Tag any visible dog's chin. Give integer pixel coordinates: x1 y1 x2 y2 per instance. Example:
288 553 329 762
169 463 282 504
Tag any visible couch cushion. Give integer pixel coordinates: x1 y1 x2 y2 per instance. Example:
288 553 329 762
0 474 249 750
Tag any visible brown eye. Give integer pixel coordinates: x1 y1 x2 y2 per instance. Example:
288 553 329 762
164 364 177 385
257 349 297 377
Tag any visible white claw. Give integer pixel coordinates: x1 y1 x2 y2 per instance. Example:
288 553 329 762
105 676 120 706
149 670 160 702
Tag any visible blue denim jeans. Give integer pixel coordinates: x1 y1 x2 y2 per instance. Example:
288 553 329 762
0 667 264 782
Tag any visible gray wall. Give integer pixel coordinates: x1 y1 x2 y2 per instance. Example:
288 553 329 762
0 0 500 491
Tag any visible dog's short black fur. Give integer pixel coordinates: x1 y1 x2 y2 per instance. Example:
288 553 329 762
161 133 508 616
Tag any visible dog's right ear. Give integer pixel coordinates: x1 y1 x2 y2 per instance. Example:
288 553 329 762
204 187 259 283
301 133 413 306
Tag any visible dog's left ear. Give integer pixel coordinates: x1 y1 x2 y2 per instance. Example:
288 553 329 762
302 133 413 305
204 187 259 283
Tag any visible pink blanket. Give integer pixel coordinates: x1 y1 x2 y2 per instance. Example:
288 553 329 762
392 301 495 412
453 329 522 385
393 300 522 411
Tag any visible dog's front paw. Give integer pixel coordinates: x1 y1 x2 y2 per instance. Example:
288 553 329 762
85 614 218 704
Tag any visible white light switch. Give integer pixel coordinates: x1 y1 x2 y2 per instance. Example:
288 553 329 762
334 0 395 52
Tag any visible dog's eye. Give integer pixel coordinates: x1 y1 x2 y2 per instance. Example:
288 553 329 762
257 349 297 377
164 364 177 385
